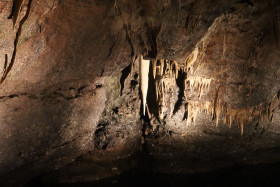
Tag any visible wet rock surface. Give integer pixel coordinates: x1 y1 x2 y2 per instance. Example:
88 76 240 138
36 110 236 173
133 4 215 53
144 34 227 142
0 0 280 186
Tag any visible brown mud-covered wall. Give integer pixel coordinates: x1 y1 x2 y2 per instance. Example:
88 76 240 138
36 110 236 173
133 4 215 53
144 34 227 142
0 0 280 185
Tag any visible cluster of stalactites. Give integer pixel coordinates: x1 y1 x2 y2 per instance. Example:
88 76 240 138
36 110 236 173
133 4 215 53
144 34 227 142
186 76 211 98
153 59 179 119
152 59 179 80
186 93 279 135
184 47 199 74
137 46 209 120
135 45 278 136
183 46 279 135
136 55 180 118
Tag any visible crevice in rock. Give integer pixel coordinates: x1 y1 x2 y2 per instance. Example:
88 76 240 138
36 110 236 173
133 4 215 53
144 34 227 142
185 2 194 33
0 93 23 100
173 69 186 115
238 0 254 6
95 84 102 89
7 0 16 19
124 24 134 57
107 32 120 58
8 0 25 26
3 54 8 73
0 0 33 85
51 138 77 149
94 122 111 150
120 63 131 96
0 85 99 102
8 94 19 98
146 60 159 119
147 25 161 59
182 102 188 121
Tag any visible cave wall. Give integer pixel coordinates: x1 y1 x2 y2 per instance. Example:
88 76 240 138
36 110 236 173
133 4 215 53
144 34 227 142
0 0 280 185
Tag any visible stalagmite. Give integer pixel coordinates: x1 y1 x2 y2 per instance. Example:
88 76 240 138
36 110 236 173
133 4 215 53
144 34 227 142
140 55 150 115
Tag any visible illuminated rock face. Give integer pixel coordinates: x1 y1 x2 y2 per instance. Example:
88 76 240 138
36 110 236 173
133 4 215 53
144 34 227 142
0 0 280 185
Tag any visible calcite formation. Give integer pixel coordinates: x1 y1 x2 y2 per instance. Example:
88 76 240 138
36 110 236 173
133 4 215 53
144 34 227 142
140 55 150 115
0 0 280 185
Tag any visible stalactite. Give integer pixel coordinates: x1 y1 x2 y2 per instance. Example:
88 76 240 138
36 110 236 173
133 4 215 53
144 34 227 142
152 60 157 79
187 76 211 97
186 101 213 125
184 91 280 135
185 47 199 73
160 59 164 76
140 55 150 115
174 61 178 79
151 58 178 120
138 53 279 136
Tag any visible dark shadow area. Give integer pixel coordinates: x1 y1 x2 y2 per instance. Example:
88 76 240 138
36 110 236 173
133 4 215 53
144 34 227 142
146 61 159 119
173 69 186 115
94 122 111 150
146 25 161 59
27 161 280 187
120 63 131 96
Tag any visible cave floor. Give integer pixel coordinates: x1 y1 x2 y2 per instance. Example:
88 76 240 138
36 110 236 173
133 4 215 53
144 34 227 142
27 150 280 187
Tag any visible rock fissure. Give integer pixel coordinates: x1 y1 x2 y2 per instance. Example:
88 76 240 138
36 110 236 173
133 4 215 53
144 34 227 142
0 84 102 102
0 0 32 85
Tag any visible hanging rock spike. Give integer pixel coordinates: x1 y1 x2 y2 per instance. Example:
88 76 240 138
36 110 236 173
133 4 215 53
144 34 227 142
152 59 157 79
140 55 150 115
186 47 199 73
160 59 164 76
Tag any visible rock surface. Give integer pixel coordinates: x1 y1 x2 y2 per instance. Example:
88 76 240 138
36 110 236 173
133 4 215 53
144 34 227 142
0 0 280 185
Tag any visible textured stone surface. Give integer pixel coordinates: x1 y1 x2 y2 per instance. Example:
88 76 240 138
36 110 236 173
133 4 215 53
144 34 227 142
0 0 280 185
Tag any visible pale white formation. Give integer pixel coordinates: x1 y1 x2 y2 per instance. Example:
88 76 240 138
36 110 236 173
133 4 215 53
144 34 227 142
140 55 150 115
